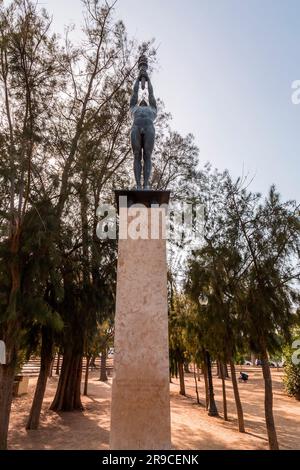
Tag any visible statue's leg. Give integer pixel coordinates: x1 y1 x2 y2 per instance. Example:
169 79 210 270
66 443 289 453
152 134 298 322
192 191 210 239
143 125 155 190
131 126 142 189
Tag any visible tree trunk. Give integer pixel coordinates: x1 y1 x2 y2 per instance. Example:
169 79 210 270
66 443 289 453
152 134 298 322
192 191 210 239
0 226 21 449
216 359 221 377
197 366 201 381
229 359 245 432
221 362 228 421
223 362 229 378
206 351 218 416
100 349 108 382
261 348 279 450
50 348 83 412
178 361 185 396
48 357 54 377
202 362 209 410
184 360 190 374
26 328 53 430
55 353 61 375
251 352 257 366
0 348 16 449
193 363 200 404
83 356 90 396
90 355 96 368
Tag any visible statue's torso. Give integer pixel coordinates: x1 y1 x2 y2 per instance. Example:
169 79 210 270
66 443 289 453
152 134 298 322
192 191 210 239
131 106 157 128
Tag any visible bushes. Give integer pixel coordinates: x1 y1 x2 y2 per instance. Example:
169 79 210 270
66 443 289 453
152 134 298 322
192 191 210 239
283 344 300 400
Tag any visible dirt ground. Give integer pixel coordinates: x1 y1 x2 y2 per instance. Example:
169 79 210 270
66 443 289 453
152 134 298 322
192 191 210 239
8 366 300 450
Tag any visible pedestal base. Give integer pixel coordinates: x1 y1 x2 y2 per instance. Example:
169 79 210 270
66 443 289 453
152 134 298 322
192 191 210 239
110 191 171 450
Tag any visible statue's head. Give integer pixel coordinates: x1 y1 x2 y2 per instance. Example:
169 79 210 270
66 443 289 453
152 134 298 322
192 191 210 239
139 99 148 107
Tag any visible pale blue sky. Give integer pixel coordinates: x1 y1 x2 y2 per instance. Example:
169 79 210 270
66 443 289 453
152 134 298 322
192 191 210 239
43 0 300 201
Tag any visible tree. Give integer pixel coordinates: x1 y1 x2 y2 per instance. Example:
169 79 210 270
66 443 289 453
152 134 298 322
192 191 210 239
0 0 62 446
21 199 64 430
220 360 228 421
185 167 300 443
26 325 60 429
226 181 300 449
185 230 245 427
48 0 144 412
169 293 189 396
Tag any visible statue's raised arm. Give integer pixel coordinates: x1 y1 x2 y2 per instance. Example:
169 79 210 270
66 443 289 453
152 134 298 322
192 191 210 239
130 77 140 112
147 75 157 112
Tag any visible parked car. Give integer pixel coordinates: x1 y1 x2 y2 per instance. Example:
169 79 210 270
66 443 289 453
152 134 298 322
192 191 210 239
269 360 285 368
244 360 252 366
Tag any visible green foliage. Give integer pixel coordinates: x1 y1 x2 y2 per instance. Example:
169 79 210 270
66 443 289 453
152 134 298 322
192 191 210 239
283 330 300 399
183 171 300 371
283 351 300 398
169 293 190 376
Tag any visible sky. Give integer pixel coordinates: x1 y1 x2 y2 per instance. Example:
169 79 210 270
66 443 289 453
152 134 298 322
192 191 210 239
41 0 300 201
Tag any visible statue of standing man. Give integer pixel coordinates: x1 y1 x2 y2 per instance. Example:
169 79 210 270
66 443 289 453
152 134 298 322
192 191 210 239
130 55 157 190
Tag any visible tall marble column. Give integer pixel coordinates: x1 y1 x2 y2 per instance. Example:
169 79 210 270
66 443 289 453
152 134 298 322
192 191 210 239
110 190 171 450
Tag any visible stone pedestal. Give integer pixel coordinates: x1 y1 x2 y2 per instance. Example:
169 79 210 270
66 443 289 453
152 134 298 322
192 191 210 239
110 190 171 450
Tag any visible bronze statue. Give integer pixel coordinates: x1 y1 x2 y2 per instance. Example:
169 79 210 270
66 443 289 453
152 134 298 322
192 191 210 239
130 55 157 190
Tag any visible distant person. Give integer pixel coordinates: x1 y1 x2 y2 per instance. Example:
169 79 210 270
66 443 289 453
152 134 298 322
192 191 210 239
239 372 249 383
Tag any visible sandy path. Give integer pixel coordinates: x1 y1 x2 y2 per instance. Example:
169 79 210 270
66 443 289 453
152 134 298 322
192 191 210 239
170 367 300 450
8 367 300 450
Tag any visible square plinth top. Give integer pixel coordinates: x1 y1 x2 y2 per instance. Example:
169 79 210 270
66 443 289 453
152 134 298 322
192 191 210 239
114 189 171 212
